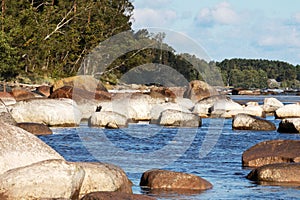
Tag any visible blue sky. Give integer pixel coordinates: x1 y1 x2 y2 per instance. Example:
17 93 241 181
131 0 300 65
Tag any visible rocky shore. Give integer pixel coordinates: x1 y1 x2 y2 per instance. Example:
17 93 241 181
0 75 299 199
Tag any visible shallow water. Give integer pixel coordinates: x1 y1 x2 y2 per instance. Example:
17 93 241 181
39 114 300 200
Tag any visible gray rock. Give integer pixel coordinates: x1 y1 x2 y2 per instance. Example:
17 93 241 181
278 118 300 133
88 111 128 128
233 113 276 131
158 109 201 127
0 122 63 175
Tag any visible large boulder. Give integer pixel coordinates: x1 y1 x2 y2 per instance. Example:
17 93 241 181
16 122 53 135
150 102 191 123
140 169 212 191
184 80 219 102
192 95 228 117
10 98 82 127
247 163 300 185
0 159 85 200
149 86 176 102
275 104 300 118
81 192 156 200
75 162 132 198
233 114 276 131
49 86 111 102
278 118 300 133
242 140 300 167
262 97 284 113
53 75 108 93
210 98 243 118
0 122 64 175
157 109 201 127
0 112 16 126
88 111 128 128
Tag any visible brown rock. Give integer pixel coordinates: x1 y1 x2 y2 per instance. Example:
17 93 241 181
247 163 300 185
11 88 36 101
149 87 176 102
50 86 111 102
53 75 108 93
140 169 212 191
0 92 16 106
36 85 51 97
17 122 52 135
242 140 300 168
232 114 276 131
184 80 219 102
81 192 156 200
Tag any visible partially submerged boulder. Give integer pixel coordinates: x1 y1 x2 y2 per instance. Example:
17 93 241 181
278 118 300 133
10 98 82 127
0 159 85 200
233 114 276 131
247 163 300 185
140 169 212 191
242 140 300 168
192 95 227 117
76 162 133 198
88 111 128 128
262 97 284 113
275 104 300 118
157 109 201 127
0 122 63 175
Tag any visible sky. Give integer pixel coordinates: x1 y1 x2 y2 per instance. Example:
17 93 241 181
131 0 300 65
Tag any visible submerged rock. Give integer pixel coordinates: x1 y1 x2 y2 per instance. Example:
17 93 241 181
140 169 212 191
81 191 156 200
247 163 300 185
232 114 276 131
242 140 300 167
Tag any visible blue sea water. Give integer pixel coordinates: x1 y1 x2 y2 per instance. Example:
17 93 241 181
39 96 300 200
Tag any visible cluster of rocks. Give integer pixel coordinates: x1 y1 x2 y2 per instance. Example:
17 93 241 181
242 140 300 185
1 76 299 198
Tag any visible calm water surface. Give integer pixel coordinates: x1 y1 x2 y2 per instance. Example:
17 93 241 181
39 97 300 200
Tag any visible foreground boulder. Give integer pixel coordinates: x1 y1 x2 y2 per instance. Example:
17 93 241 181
16 122 53 135
233 114 276 131
262 97 284 113
140 169 212 191
247 163 300 185
278 118 300 133
0 159 85 200
10 98 82 127
88 111 128 128
0 122 63 175
75 162 132 198
275 104 300 118
184 80 219 102
81 192 156 200
157 109 201 127
242 140 300 167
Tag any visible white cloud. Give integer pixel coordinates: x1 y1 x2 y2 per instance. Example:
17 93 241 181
134 0 173 9
132 8 177 28
293 12 300 24
196 2 240 26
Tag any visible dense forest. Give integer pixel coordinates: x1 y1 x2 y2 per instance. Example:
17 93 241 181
0 0 300 89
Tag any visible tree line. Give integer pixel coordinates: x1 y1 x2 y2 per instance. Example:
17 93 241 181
0 1 299 89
